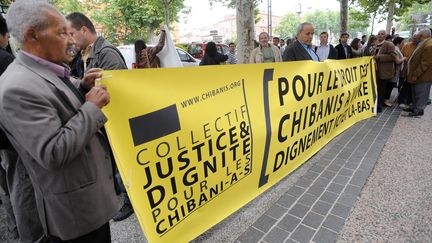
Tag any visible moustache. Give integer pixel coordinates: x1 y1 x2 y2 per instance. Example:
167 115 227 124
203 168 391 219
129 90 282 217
66 45 77 57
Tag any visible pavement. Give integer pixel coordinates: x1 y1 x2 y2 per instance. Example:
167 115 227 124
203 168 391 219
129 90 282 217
1 101 431 243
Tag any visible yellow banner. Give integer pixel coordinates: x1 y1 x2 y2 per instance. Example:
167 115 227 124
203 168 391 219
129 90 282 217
103 57 376 243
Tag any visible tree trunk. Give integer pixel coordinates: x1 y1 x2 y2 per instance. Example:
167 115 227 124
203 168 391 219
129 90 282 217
340 0 348 33
236 0 255 64
163 0 170 25
370 12 376 35
386 0 395 34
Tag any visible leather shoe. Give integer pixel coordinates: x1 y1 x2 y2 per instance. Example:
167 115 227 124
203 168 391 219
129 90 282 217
383 102 393 107
405 111 424 117
113 203 134 222
398 103 409 109
403 107 414 112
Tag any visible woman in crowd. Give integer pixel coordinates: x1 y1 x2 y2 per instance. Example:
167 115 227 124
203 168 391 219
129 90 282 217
390 37 406 106
199 41 228 65
350 38 363 58
135 27 166 68
362 35 377 56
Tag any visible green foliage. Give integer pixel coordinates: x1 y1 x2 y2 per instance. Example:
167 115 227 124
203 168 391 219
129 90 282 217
355 0 430 23
274 13 298 39
52 0 86 15
208 0 263 24
175 43 188 51
209 0 262 8
276 10 340 40
304 10 340 38
397 2 431 31
88 0 185 45
224 36 237 44
394 0 430 17
348 7 369 36
254 7 261 24
1 0 14 13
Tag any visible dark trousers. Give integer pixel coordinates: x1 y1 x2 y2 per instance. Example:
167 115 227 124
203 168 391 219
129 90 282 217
49 223 110 243
384 82 396 100
0 164 16 232
1 148 44 242
100 127 130 206
115 168 131 206
377 78 390 111
398 78 412 105
411 82 432 112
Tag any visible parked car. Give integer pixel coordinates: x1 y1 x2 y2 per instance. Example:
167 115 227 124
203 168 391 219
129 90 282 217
117 44 199 69
187 42 229 60
397 31 411 39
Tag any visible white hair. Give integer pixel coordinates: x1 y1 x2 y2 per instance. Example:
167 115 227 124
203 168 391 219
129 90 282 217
378 29 387 35
419 28 432 38
297 22 313 35
6 0 57 45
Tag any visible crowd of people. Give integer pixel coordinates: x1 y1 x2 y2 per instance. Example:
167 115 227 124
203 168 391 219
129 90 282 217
0 0 431 242
219 22 432 115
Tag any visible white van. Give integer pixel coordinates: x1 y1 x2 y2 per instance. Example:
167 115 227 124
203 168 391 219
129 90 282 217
117 44 199 69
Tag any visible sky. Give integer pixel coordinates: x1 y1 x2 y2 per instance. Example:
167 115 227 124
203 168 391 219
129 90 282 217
177 0 391 38
179 0 341 31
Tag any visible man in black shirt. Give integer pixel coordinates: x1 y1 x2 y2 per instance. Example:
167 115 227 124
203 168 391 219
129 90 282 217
335 32 353 59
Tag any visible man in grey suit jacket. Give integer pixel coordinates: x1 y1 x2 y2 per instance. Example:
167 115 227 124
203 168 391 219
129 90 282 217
1 1 120 241
0 12 45 243
283 22 320 62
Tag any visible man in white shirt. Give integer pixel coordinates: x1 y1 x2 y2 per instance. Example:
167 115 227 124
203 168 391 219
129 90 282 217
315 32 337 61
280 38 286 54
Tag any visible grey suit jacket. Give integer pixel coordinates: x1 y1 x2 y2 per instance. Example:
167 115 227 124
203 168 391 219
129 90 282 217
0 52 120 240
283 41 317 62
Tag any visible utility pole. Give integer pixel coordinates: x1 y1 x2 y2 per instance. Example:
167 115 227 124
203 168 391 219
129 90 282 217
267 0 272 37
295 3 302 24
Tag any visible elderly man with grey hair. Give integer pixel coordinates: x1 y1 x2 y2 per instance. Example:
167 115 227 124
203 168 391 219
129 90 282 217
404 28 432 117
373 29 397 112
283 22 319 62
0 10 45 243
1 0 120 242
249 31 282 63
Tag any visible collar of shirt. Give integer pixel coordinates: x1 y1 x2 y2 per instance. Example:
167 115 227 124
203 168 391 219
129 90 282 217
260 43 270 49
418 39 428 47
81 42 94 62
299 40 311 49
316 44 330 61
320 43 329 47
299 40 319 61
21 51 70 79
